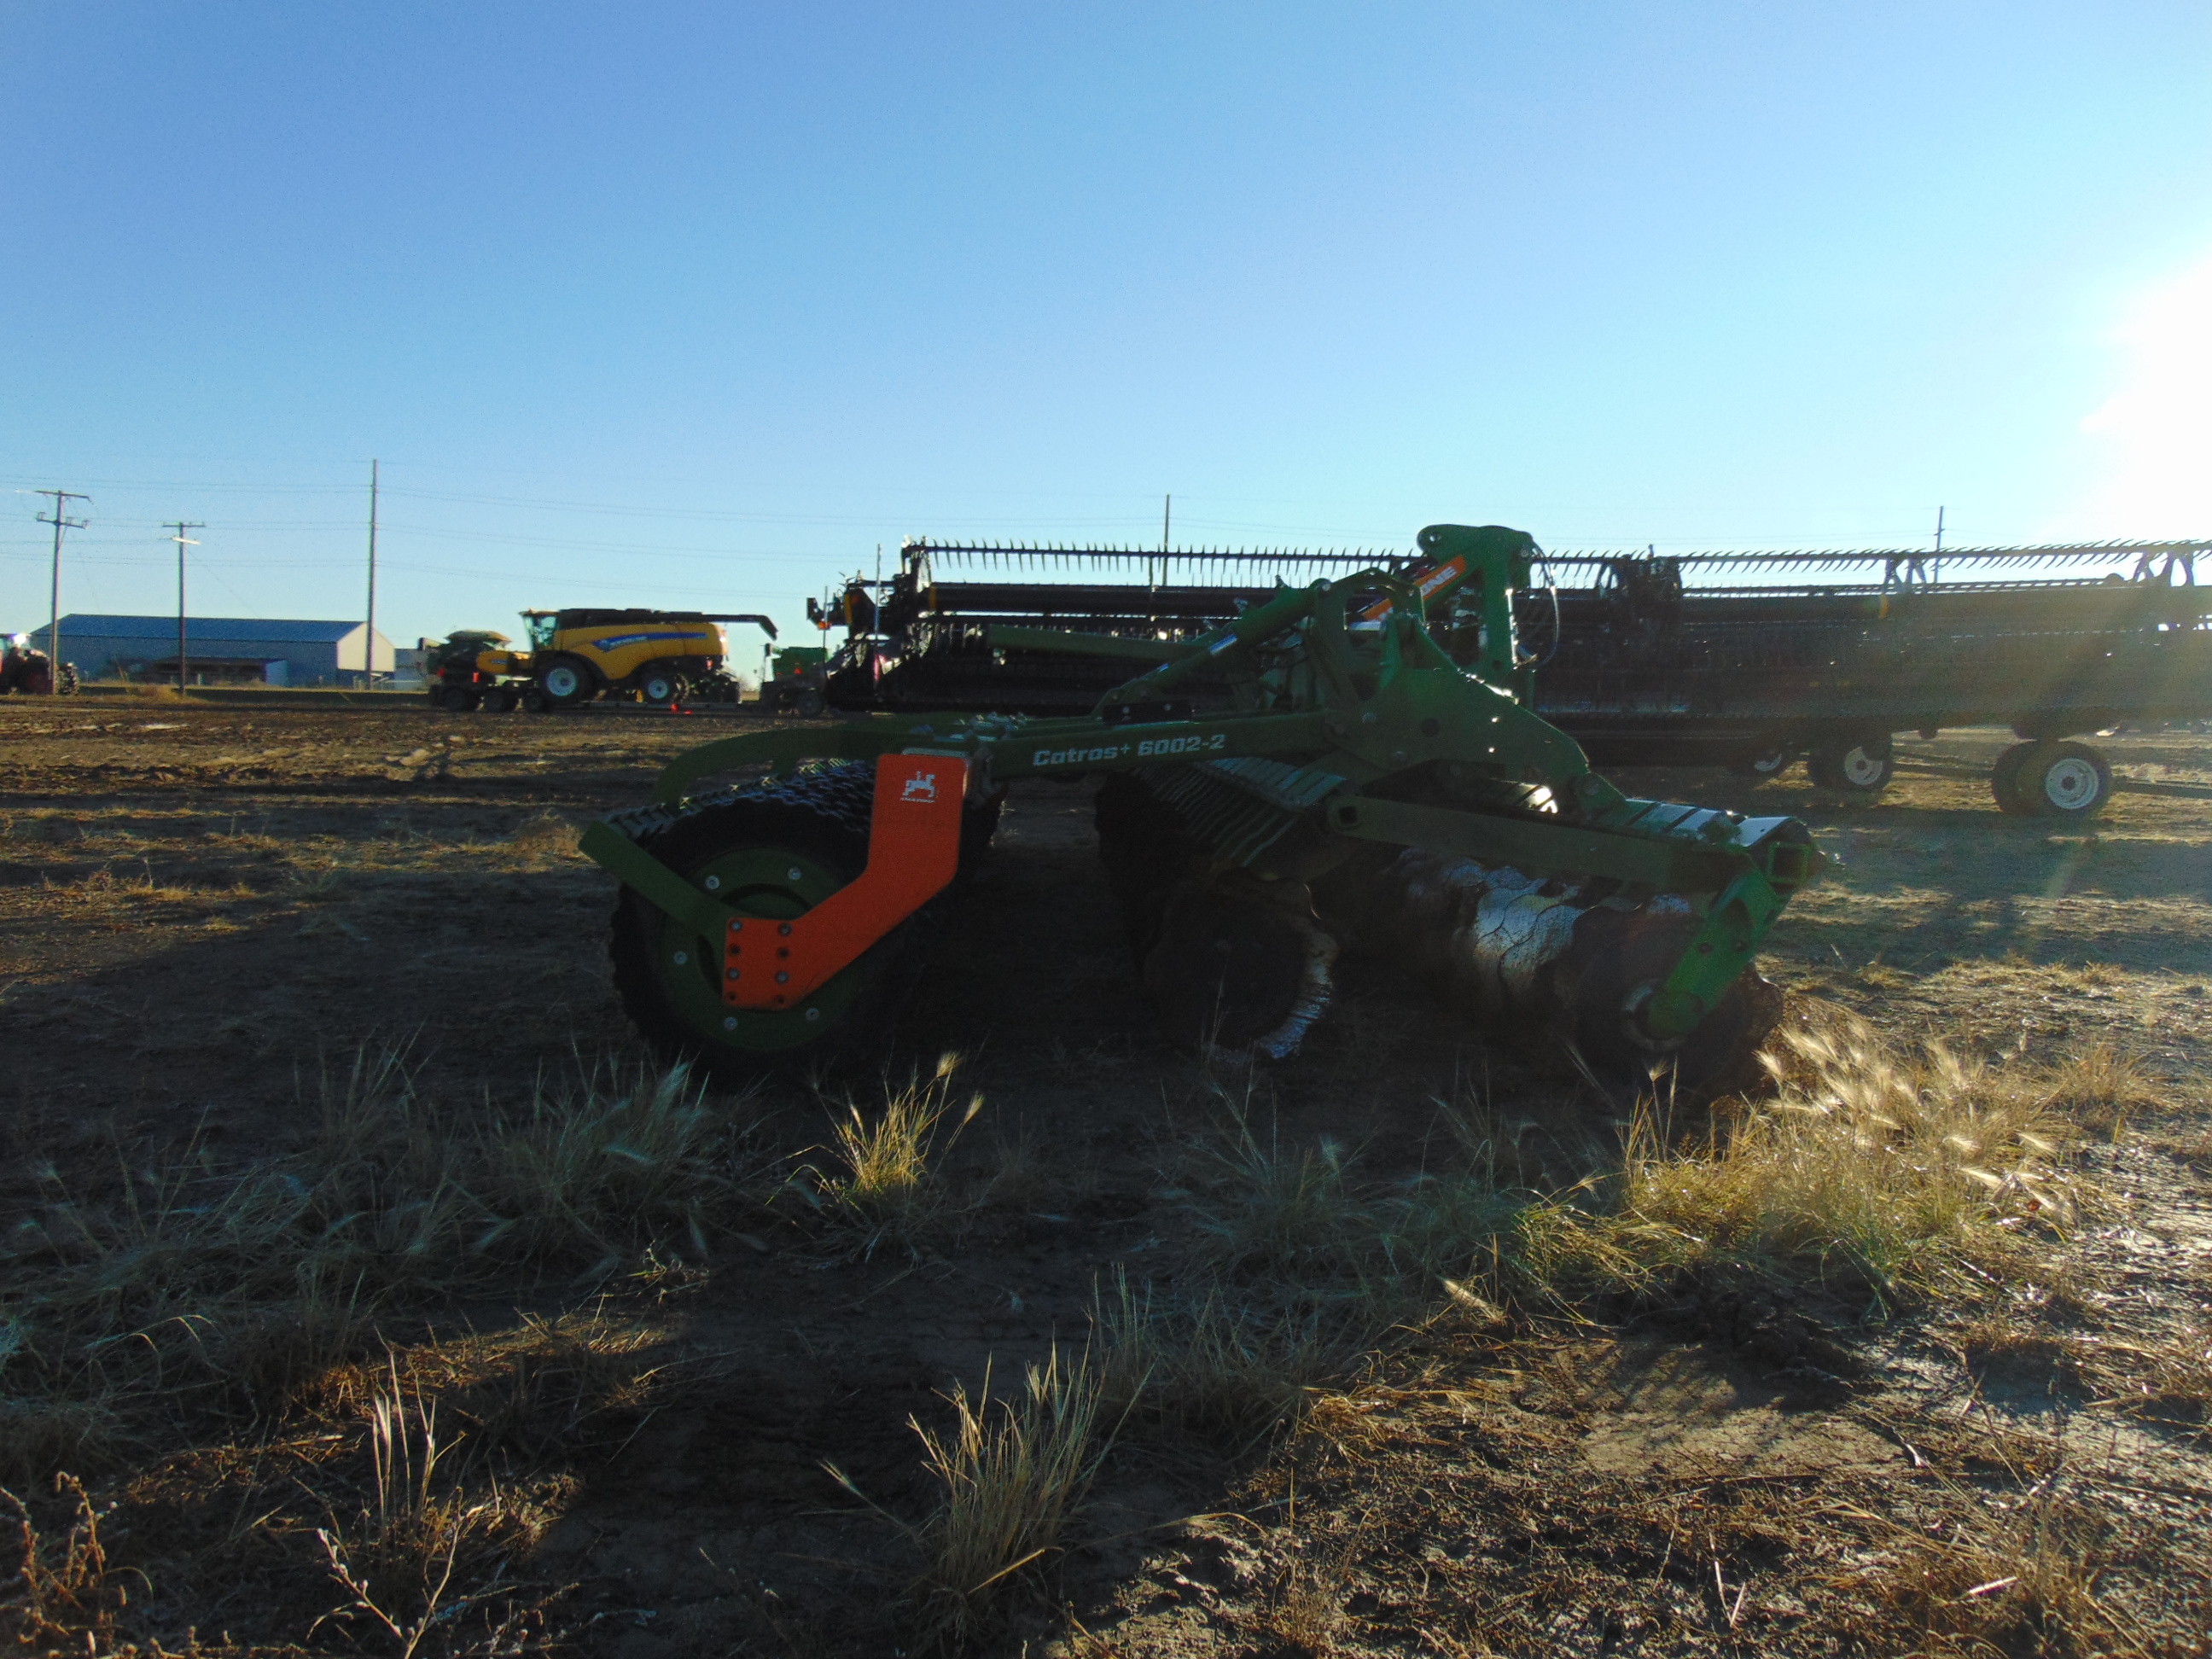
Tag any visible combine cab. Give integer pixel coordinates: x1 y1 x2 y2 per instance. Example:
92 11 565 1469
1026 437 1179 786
582 524 1826 1098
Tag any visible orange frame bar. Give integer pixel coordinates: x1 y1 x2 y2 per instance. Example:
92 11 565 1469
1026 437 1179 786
724 754 969 1009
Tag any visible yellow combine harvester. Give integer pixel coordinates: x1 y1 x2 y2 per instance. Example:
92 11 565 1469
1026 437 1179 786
429 608 778 710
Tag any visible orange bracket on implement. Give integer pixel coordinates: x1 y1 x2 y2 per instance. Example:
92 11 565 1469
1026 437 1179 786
724 754 969 1009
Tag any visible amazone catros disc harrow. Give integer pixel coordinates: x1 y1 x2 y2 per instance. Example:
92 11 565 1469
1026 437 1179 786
582 525 1826 1096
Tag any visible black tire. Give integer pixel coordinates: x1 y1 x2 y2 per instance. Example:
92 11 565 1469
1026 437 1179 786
1807 732 1894 795
1991 741 2040 814
2012 740 2112 821
795 689 827 718
521 689 550 713
534 655 597 708
428 683 467 711
491 687 522 713
461 690 486 712
1727 744 1795 779
607 765 995 1083
637 664 687 704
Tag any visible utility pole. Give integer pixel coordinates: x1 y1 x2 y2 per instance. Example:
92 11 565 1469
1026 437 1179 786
364 460 380 689
1159 493 1171 590
166 521 203 694
1933 505 1945 585
35 489 90 696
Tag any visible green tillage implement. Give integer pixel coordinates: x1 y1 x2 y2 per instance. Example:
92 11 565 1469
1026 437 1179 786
581 525 1826 1094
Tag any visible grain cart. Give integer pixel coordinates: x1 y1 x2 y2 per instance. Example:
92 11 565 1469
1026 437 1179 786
581 525 1825 1097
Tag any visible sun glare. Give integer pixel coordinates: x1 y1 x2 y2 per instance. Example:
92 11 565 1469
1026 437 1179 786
2080 252 2212 537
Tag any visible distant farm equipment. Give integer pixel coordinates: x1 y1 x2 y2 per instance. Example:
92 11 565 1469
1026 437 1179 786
427 610 779 711
0 635 75 696
757 644 830 715
801 535 2212 820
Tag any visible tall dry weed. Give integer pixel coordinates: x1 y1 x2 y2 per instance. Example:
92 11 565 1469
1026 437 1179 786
1564 1010 2085 1312
832 1347 1115 1652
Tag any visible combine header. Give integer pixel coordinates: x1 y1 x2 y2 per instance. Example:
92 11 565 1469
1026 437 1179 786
1530 540 2212 816
583 526 1824 1096
814 533 2212 820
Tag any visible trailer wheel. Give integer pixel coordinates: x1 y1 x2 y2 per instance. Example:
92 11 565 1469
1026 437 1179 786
535 655 596 708
2011 741 2112 821
491 686 522 713
1728 744 1796 779
637 664 687 704
1991 741 2040 813
1808 733 1893 795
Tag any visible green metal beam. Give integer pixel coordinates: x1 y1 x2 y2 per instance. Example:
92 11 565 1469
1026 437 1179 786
1323 795 1740 892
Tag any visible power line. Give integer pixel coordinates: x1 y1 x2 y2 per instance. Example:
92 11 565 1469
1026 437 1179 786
34 489 89 693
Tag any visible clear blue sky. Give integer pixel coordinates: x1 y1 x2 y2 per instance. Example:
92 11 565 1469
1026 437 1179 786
5 2 2209 649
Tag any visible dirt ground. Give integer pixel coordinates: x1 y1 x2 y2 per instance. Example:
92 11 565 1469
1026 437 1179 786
3 696 2209 1656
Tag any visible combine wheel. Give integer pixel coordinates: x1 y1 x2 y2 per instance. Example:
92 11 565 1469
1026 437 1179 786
637 664 687 704
608 765 993 1081
1807 732 1894 796
2008 740 2112 821
534 655 597 709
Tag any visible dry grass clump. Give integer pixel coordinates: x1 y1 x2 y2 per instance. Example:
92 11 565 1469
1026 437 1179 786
2038 1041 2163 1138
0 1045 759 1491
1842 1478 2145 1657
817 1053 981 1253
328 1311 670 1466
496 807 577 866
311 1356 556 1659
1129 1013 2110 1454
1092 1272 1343 1449
834 1348 1115 1652
1551 1010 2087 1314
